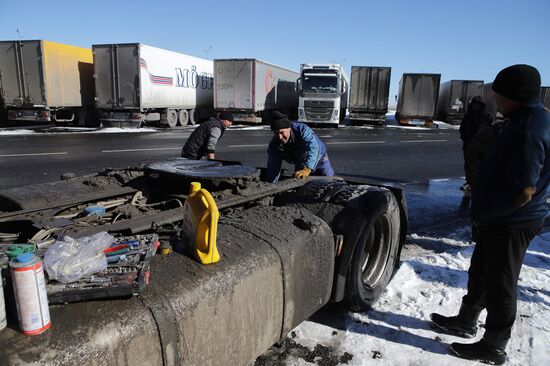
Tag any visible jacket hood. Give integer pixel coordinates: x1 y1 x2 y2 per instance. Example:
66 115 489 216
468 96 486 110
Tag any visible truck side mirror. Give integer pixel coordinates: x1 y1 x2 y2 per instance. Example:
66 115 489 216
295 78 301 92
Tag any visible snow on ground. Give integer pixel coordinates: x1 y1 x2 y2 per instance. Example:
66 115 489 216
386 124 432 131
0 129 36 135
232 125 270 131
0 127 157 135
280 227 549 366
434 121 461 130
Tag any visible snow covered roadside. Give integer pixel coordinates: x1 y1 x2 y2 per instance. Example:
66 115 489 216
268 227 549 366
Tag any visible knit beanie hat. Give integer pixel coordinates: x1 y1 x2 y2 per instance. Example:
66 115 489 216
492 64 541 102
268 111 291 131
218 111 234 122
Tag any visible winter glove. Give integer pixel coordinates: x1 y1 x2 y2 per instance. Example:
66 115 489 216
294 167 312 179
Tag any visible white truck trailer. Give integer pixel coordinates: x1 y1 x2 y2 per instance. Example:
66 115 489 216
214 59 299 123
0 40 95 125
297 64 349 126
93 44 214 128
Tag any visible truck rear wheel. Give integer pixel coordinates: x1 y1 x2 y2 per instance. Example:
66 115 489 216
345 191 401 311
188 109 199 125
161 109 178 128
178 109 189 126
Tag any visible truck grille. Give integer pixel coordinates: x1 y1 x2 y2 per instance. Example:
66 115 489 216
304 100 334 108
305 108 332 121
304 100 334 121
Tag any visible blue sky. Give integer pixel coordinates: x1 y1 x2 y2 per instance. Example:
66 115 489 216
1 0 549 103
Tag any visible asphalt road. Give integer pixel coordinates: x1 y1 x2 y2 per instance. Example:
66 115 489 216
0 123 463 189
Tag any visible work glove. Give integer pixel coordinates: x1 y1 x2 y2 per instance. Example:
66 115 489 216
294 167 312 179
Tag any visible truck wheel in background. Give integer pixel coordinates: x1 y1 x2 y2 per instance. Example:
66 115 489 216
340 109 346 122
75 108 87 126
188 109 199 125
177 109 189 126
161 109 178 128
345 191 401 311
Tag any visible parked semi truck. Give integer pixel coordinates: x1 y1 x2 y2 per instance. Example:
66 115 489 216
395 73 441 126
541 86 550 109
348 66 391 125
93 44 214 128
297 64 349 126
0 158 407 365
0 40 95 125
213 58 299 123
436 80 484 124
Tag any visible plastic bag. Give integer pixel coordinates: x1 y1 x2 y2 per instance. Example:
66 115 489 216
43 232 114 283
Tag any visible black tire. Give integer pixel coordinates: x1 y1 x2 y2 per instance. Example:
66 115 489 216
177 109 189 126
188 109 199 125
345 192 401 311
339 109 346 122
161 109 178 128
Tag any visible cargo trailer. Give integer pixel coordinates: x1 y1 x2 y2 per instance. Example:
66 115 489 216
436 80 484 124
395 73 441 126
214 59 299 123
0 40 95 125
297 64 348 126
348 66 391 125
93 44 214 128
541 86 550 109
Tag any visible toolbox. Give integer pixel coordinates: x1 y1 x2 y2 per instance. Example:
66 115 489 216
44 234 159 304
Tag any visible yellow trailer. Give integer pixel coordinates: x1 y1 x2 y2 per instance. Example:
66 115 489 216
0 40 95 125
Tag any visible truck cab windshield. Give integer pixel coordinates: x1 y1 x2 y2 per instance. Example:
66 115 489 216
302 73 339 93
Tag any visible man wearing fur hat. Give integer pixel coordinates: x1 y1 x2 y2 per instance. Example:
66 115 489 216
265 111 334 183
431 65 550 365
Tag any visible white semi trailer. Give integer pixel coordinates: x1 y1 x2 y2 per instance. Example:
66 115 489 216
297 64 349 126
214 59 299 123
93 44 214 128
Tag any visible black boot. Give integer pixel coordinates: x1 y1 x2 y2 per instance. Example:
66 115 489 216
450 339 507 365
430 304 481 338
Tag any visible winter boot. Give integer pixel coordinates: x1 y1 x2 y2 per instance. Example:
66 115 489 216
430 304 481 338
450 339 507 365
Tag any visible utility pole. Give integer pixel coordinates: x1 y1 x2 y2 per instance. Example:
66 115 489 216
203 45 212 60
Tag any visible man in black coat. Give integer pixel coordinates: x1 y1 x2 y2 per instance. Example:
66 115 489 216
459 96 494 193
181 112 233 160
431 65 550 365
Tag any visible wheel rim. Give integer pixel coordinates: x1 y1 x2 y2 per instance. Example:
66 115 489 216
360 214 392 287
168 111 177 127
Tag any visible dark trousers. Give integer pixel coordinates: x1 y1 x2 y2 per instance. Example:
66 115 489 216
463 225 540 348
312 154 335 177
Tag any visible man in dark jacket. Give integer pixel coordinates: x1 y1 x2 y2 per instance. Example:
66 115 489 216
431 65 550 365
460 96 494 193
181 112 233 160
265 111 334 183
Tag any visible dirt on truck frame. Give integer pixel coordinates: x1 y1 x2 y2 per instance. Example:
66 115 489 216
0 158 407 366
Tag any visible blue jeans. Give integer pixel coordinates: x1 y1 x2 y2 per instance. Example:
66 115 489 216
312 154 335 176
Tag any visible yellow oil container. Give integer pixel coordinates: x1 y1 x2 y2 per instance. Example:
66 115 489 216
182 182 220 264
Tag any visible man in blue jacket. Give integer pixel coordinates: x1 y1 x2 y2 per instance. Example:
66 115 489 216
265 111 334 183
431 65 550 365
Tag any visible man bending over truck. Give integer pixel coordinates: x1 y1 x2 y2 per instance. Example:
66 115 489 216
181 112 233 160
265 111 334 183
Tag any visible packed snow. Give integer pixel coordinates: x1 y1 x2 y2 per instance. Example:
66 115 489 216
264 179 549 366
0 126 157 135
